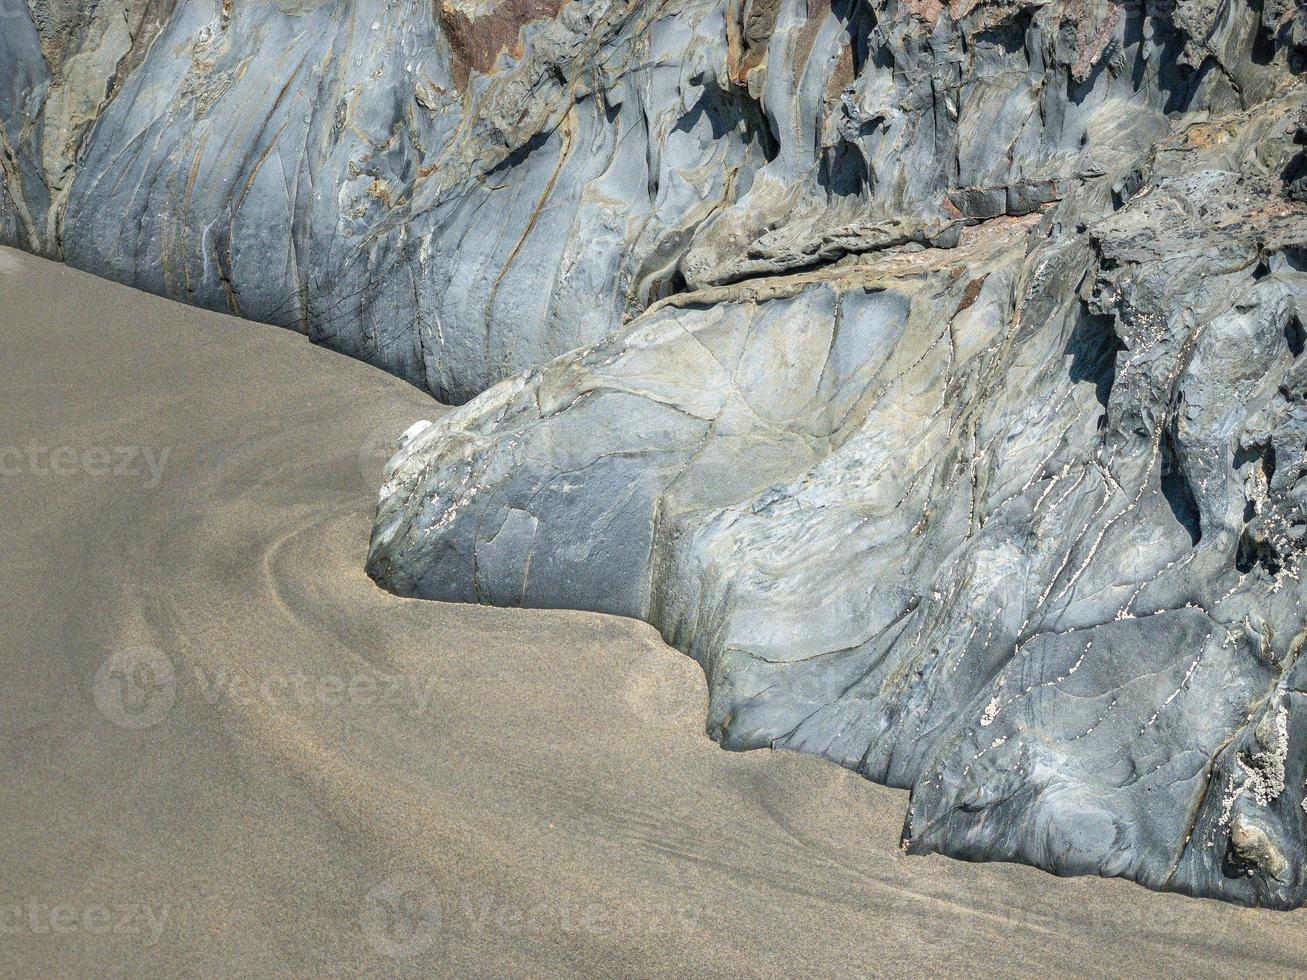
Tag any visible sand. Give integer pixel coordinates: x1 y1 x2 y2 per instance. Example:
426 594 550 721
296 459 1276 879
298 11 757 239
1 245 1305 978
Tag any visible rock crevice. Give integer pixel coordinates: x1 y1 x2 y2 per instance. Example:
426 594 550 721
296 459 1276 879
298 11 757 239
4 0 1307 906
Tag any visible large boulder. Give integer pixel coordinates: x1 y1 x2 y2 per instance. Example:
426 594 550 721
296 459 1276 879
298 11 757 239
370 88 1307 907
3 0 1307 905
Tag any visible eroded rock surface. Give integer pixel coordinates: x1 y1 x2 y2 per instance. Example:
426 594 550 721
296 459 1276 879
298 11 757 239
5 0 1307 905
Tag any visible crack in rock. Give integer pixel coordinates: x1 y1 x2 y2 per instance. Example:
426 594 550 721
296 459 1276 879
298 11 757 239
3 0 1307 908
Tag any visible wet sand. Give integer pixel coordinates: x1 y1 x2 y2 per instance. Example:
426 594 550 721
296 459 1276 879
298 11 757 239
1 245 1305 977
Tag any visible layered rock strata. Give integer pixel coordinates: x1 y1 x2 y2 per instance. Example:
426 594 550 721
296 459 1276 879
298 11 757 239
4 0 1307 905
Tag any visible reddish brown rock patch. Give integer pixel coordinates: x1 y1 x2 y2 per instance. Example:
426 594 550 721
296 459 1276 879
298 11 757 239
438 0 567 89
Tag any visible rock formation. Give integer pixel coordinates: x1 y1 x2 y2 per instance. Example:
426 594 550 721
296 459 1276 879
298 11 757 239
4 0 1307 906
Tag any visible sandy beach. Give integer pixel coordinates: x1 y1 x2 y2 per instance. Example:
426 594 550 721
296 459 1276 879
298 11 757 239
2 245 1306 977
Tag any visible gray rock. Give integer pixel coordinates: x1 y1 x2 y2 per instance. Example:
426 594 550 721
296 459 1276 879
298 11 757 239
4 0 1307 905
370 84 1307 907
5 0 1295 402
